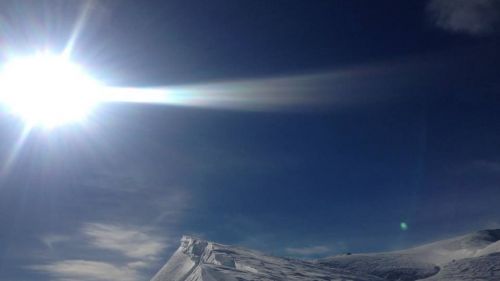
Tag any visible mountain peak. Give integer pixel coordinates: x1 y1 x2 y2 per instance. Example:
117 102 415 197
152 234 383 281
179 235 211 257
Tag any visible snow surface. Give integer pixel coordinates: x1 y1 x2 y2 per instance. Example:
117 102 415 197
151 230 500 281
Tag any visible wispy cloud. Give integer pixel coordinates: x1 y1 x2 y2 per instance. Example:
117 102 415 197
473 160 500 173
485 221 500 229
33 223 169 281
427 0 500 35
41 234 71 249
83 223 167 260
32 260 141 281
127 261 150 269
285 245 330 256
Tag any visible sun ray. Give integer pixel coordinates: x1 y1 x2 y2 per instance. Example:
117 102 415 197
63 0 94 58
0 125 32 179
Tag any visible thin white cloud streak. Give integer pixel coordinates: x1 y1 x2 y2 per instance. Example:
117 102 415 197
285 245 331 256
99 63 418 112
427 0 500 35
83 223 167 260
31 260 141 281
127 261 150 269
41 234 71 249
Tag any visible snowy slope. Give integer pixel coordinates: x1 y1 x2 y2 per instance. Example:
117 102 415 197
318 229 500 281
151 230 500 281
422 252 500 281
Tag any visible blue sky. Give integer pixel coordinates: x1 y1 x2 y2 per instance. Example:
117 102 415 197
0 0 500 280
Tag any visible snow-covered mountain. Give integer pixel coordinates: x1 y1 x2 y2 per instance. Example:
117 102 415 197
151 229 500 281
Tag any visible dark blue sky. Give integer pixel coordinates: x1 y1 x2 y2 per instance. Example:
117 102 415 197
0 0 500 280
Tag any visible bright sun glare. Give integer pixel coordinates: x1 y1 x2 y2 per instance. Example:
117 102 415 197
0 53 101 128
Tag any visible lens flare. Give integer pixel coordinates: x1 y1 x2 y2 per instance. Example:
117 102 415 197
400 222 409 231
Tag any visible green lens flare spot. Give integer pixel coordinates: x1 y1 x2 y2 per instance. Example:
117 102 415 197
400 222 408 231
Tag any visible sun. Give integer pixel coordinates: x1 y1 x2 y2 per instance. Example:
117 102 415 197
0 53 101 128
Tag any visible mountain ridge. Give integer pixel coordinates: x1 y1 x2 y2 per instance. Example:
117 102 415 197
151 229 500 281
